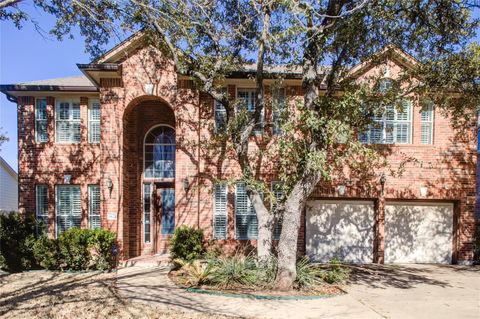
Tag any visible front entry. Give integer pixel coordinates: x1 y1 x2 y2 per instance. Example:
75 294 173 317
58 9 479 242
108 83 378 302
152 184 175 254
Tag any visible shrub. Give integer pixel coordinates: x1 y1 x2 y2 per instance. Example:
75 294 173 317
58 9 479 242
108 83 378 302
210 252 258 288
317 257 351 284
294 257 322 288
32 228 117 271
0 212 36 272
169 226 204 262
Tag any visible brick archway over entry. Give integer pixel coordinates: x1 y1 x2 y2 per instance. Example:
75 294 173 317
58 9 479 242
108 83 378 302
123 97 175 258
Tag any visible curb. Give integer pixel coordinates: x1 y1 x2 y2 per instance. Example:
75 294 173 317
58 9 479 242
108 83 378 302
186 287 341 300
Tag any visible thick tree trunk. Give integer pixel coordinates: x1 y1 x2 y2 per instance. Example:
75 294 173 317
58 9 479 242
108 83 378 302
251 191 273 260
274 173 320 290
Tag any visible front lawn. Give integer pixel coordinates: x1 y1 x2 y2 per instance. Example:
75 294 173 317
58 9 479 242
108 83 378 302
0 270 235 319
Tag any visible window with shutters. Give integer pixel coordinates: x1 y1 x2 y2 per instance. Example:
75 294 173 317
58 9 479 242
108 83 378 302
35 99 48 143
214 89 227 134
237 88 263 134
56 100 81 143
235 182 258 240
36 185 48 235
359 100 412 144
88 185 101 229
213 183 228 239
88 100 101 143
271 182 284 240
56 185 81 236
143 184 151 243
420 103 434 144
272 88 286 135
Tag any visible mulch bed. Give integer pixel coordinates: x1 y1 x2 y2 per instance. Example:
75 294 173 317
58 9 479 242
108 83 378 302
169 270 346 299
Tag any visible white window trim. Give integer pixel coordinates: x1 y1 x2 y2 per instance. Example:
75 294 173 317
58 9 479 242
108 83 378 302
420 104 434 145
55 185 81 238
36 185 48 235
236 88 264 134
361 100 413 144
88 99 101 144
143 183 152 243
213 182 228 240
88 185 101 229
234 182 259 240
55 99 81 144
35 98 48 143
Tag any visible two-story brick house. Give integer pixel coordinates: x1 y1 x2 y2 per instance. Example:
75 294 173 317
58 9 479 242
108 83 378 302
1 35 477 264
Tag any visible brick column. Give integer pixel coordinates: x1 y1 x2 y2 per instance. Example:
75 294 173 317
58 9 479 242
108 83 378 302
374 195 385 263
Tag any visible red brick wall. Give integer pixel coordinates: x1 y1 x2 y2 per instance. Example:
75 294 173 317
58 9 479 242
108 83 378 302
15 46 478 263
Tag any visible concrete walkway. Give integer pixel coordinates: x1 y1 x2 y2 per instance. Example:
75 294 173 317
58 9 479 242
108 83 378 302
116 264 480 319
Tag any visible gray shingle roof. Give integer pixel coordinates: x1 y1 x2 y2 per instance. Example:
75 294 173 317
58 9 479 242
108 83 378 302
17 75 94 87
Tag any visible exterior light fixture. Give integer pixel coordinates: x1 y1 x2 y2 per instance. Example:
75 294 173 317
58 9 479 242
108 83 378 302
337 185 346 196
182 177 190 192
380 173 386 195
107 177 113 193
144 83 154 95
63 174 72 184
420 186 428 197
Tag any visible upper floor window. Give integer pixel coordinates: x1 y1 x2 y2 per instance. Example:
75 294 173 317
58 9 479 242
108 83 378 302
144 125 175 179
271 181 284 240
360 100 412 144
35 99 48 143
56 100 81 143
420 103 434 144
237 88 263 134
88 100 101 143
214 96 227 134
272 88 286 135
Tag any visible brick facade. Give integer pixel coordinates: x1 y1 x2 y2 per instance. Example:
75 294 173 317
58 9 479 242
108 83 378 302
11 45 478 263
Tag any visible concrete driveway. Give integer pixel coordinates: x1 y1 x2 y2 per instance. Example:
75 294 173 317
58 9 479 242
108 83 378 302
117 264 480 319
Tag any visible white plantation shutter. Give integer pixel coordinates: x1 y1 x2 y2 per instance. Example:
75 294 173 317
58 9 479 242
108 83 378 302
271 182 284 240
35 99 48 143
272 88 286 135
361 100 412 144
56 101 81 143
89 100 101 143
213 183 228 239
237 89 263 134
88 185 101 229
421 103 434 144
235 182 259 240
56 185 81 236
36 185 49 235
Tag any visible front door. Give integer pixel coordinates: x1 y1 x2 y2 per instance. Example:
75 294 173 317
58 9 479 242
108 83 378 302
152 184 175 254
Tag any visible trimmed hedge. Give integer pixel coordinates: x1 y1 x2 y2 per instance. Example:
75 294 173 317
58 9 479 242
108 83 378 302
33 228 117 271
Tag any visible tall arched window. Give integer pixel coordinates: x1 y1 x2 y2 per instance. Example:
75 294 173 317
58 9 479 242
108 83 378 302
144 126 175 178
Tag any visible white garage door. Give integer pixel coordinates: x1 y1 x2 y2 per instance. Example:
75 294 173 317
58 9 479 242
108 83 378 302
385 202 454 264
306 200 375 263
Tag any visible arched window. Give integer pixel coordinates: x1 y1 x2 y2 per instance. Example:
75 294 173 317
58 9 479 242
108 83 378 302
144 126 175 178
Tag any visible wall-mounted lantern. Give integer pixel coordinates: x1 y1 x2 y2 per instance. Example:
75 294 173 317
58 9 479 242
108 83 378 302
337 185 346 197
107 176 113 194
420 186 428 197
182 177 190 192
380 173 386 195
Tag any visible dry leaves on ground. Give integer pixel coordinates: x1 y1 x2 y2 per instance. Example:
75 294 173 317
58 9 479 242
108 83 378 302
0 270 238 319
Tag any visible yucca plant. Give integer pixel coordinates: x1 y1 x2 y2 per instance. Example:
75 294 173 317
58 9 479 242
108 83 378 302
294 257 322 288
210 252 258 288
178 259 215 287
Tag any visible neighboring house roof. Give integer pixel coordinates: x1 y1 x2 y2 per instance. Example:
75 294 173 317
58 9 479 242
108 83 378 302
0 156 17 182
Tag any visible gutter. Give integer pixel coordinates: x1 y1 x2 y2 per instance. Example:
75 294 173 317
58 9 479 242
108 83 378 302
0 84 98 92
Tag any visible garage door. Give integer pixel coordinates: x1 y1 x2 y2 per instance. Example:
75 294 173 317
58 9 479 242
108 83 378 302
385 202 454 264
306 200 375 263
